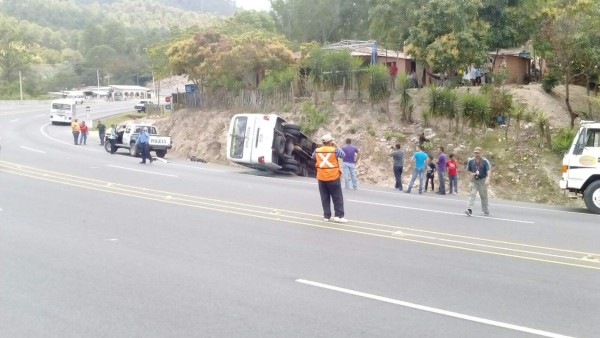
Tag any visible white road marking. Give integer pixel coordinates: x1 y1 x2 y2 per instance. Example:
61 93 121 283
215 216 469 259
107 164 178 177
19 145 46 154
357 187 599 216
348 199 534 224
296 279 574 338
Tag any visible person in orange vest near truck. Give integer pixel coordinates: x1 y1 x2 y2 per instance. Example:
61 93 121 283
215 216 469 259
312 134 348 223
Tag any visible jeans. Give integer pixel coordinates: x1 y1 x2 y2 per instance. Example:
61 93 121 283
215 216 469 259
109 138 116 153
438 170 446 193
72 131 80 145
448 175 458 193
468 178 489 213
407 167 425 193
80 132 87 145
393 166 403 190
342 162 358 189
318 178 344 219
99 132 105 145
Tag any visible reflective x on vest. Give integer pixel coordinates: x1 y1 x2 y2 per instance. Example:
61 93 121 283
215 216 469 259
317 152 335 168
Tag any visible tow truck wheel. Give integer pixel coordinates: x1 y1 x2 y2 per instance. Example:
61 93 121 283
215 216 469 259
583 181 600 214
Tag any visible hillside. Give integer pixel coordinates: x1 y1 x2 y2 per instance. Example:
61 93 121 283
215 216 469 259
154 83 593 208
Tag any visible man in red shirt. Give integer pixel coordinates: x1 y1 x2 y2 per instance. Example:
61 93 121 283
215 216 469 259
446 153 458 194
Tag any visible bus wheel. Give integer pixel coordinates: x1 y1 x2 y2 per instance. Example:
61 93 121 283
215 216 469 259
274 136 285 156
584 181 600 214
282 164 297 172
283 123 301 131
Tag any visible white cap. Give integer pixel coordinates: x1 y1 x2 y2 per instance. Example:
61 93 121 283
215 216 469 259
321 134 334 142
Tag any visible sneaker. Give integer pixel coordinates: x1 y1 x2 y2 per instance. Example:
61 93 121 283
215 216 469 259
404 190 411 194
334 217 348 223
324 218 330 222
483 212 490 216
465 208 472 216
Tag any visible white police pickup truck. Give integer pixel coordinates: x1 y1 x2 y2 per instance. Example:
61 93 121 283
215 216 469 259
105 123 172 158
560 121 600 213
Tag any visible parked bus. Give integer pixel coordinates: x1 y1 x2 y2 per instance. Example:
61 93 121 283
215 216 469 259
226 114 317 177
49 99 77 125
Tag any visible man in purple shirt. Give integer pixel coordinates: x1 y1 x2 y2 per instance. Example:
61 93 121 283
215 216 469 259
436 146 447 195
341 138 360 190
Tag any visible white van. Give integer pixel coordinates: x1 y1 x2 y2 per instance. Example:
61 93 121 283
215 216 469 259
50 99 77 125
66 92 84 104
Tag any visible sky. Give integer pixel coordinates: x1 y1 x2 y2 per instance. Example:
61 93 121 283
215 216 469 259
236 0 272 12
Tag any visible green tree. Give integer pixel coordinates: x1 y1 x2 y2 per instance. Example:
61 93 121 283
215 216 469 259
406 0 490 75
539 0 600 127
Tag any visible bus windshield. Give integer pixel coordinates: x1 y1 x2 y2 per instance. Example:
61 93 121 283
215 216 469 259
52 103 72 110
230 116 247 159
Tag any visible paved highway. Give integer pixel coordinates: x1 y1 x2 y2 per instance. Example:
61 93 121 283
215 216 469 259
1 102 599 337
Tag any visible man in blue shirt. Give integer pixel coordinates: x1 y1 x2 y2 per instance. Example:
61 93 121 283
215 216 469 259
136 127 152 164
341 138 360 190
405 145 428 194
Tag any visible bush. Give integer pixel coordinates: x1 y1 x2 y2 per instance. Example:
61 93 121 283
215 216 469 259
367 125 376 137
542 72 560 93
551 127 576 154
384 130 406 142
300 102 329 136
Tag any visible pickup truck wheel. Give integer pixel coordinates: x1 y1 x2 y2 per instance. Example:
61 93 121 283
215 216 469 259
104 142 111 153
129 143 138 157
583 181 600 214
155 150 167 158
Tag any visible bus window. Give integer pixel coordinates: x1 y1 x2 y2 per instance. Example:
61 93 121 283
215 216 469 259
230 116 247 159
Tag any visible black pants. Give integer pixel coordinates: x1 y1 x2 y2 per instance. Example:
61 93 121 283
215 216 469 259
109 139 116 153
318 178 344 219
425 174 435 191
393 165 403 190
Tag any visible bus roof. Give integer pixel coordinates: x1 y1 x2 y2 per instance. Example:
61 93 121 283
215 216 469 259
51 99 78 104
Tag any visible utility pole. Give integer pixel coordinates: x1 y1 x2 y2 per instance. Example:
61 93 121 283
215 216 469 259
19 71 23 100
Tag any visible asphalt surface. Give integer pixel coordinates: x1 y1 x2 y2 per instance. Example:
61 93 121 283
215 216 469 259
1 101 599 338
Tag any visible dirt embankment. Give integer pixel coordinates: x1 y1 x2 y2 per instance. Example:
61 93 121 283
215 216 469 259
154 83 594 207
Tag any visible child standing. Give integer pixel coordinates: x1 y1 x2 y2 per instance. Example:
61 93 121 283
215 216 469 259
446 153 458 194
425 154 436 192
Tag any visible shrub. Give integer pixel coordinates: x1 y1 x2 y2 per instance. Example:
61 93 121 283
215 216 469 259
300 102 329 136
384 130 406 142
551 127 576 154
367 64 391 104
542 71 560 93
367 125 376 137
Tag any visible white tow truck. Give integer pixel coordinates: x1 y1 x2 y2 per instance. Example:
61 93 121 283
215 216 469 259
226 114 317 176
560 121 600 213
105 123 172 158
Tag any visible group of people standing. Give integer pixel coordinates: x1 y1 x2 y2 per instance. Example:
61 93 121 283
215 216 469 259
312 134 492 223
70 119 89 145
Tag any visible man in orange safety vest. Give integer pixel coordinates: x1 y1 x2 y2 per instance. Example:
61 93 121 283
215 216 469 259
312 133 347 223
